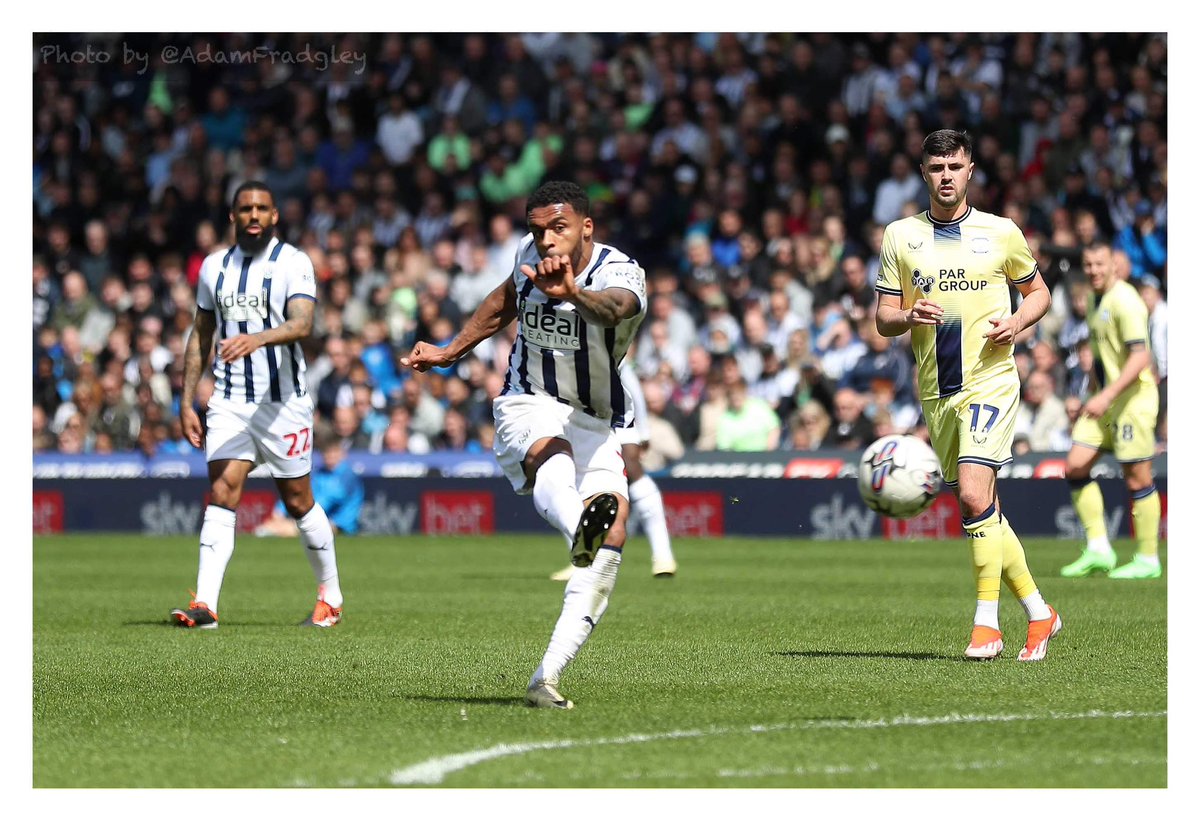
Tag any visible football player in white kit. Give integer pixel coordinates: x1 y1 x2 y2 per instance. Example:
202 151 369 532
551 361 678 581
403 181 645 709
171 182 345 630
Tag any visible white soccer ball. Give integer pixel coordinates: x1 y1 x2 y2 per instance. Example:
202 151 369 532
857 434 944 519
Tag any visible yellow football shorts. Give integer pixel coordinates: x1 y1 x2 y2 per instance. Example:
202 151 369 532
1071 383 1159 463
921 375 1019 487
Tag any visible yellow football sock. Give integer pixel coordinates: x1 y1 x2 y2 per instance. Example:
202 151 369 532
964 504 1002 602
999 515 1038 600
1069 479 1108 541
998 514 1053 620
1130 485 1161 559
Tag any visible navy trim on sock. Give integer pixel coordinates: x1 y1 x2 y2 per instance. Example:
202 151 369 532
598 545 623 554
962 503 997 528
1130 484 1158 501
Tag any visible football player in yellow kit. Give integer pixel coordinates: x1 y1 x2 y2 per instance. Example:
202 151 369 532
1060 243 1162 579
875 129 1061 661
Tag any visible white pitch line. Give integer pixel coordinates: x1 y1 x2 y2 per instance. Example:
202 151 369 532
708 752 1164 782
386 709 1165 786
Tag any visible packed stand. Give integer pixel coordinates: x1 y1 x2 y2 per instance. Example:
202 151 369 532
32 33 1168 462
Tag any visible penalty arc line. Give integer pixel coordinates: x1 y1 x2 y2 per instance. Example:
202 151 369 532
385 709 1166 786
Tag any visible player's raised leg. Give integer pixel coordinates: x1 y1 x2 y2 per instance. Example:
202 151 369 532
172 458 254 629
1109 460 1162 579
528 438 587 555
1061 442 1116 577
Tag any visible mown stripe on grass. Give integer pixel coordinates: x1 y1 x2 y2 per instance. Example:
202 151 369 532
384 709 1166 786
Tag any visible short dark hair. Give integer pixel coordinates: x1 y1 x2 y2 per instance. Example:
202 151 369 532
230 180 274 211
922 129 973 161
526 181 590 217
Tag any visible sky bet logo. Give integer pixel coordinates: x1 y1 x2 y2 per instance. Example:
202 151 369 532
217 289 269 322
522 303 581 350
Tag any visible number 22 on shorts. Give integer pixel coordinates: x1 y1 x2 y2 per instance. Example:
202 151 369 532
284 427 311 457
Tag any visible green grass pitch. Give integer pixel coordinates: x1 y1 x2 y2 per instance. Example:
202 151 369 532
33 532 1166 788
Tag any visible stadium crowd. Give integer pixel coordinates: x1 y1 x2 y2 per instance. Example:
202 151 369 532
32 33 1168 466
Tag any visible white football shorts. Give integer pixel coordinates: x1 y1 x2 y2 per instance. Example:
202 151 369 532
205 392 315 479
492 393 627 499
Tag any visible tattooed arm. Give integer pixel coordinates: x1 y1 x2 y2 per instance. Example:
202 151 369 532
217 296 315 362
181 308 218 449
568 287 641 328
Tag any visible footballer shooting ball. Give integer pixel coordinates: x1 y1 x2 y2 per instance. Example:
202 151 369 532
857 434 943 519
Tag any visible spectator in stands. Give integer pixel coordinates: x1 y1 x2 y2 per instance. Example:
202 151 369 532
828 387 874 450
399 376 445 443
873 153 925 226
1016 370 1070 451
1114 201 1167 282
640 377 688 471
331 405 371 451
787 401 832 451
376 92 425 166
434 408 483 452
716 377 781 452
51 271 100 334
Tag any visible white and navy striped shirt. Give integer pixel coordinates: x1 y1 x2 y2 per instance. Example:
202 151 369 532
196 237 316 404
501 236 647 427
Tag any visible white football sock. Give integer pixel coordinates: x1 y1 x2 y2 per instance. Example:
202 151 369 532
530 546 623 687
533 452 583 550
195 505 237 612
1087 535 1115 555
629 475 674 564
297 503 343 608
1019 590 1052 622
973 599 1000 631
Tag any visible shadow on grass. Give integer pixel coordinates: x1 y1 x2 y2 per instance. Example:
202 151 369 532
124 620 312 629
401 695 525 706
776 650 955 661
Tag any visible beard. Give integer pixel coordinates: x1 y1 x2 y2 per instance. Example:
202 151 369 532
236 223 274 254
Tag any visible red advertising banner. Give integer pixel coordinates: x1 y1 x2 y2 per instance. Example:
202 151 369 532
663 491 725 537
202 489 278 533
783 458 847 478
881 493 963 540
33 490 65 534
421 491 495 535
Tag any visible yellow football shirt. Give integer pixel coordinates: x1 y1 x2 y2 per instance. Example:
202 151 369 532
876 207 1037 401
1087 279 1155 394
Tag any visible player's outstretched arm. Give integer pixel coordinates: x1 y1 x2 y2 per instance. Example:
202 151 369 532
181 309 217 448
402 278 518 372
875 293 943 337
